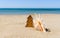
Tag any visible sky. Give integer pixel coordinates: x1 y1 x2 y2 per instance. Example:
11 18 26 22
0 0 60 8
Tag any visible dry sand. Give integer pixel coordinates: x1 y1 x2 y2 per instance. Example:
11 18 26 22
0 14 60 38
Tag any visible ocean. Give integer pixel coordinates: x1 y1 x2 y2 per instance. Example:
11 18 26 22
0 8 60 14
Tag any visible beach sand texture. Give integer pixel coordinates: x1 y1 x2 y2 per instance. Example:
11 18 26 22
0 14 60 38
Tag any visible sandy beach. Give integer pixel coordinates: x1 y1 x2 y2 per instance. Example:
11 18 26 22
0 14 60 38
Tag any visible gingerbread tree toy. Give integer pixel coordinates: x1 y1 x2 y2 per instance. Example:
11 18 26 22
25 15 34 27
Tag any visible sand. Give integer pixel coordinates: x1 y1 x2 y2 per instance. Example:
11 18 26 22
0 14 60 38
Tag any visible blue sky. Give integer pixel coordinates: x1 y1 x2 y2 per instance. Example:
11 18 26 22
0 0 60 8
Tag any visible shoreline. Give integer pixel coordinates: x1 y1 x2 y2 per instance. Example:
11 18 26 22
0 13 60 15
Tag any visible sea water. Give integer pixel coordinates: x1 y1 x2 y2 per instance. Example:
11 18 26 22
0 8 60 14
